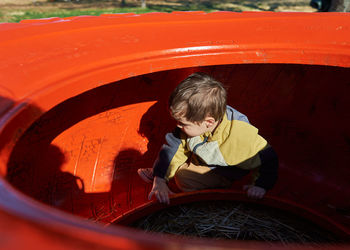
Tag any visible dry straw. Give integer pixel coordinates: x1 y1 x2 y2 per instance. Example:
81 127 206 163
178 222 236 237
132 200 342 245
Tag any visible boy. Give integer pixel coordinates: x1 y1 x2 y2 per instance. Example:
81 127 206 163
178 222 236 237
138 73 278 204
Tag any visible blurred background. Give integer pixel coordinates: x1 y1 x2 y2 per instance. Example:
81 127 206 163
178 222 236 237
0 0 348 23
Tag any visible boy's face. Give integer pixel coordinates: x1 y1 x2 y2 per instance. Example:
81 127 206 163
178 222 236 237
176 117 210 138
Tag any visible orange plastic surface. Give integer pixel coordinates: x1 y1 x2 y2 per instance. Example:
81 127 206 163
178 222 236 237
0 12 350 249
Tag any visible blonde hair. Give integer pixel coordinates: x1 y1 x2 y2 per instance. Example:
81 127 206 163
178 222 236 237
169 72 227 122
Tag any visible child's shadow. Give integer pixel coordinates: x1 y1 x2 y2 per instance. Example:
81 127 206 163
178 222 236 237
44 145 86 211
5 98 174 221
6 136 85 215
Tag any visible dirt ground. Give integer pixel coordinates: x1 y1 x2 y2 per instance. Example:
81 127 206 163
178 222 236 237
0 0 316 23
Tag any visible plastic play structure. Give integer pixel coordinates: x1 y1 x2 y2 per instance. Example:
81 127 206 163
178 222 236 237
0 11 349 249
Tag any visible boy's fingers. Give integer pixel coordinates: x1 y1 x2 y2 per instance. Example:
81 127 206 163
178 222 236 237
247 189 254 197
156 192 162 203
243 185 252 191
158 192 168 204
166 190 174 203
249 193 258 199
164 192 170 204
247 188 258 198
163 195 169 205
149 189 173 204
148 191 154 200
247 188 265 199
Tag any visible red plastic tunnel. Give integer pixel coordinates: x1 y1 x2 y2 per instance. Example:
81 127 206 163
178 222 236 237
0 12 349 249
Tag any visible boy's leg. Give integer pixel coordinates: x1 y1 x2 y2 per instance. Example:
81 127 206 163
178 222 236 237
174 162 232 192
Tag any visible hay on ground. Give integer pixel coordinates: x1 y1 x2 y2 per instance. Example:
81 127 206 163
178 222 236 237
131 201 343 245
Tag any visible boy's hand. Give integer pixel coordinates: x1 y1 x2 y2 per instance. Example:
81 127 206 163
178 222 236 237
243 185 266 199
148 176 174 204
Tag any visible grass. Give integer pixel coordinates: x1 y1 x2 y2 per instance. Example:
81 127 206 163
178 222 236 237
0 0 314 23
0 1 221 23
5 8 154 23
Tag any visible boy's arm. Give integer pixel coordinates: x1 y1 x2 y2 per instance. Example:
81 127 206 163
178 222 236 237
254 146 279 191
151 127 189 203
153 127 189 180
242 146 278 199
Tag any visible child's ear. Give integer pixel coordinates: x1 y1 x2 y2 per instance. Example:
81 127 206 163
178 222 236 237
205 117 216 127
